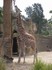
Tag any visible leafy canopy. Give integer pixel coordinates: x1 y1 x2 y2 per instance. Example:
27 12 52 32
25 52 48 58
0 7 3 24
25 3 47 34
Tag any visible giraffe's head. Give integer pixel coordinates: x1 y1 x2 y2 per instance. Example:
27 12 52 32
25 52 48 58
15 6 22 16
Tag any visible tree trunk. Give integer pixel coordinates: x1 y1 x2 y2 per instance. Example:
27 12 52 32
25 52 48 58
3 0 12 57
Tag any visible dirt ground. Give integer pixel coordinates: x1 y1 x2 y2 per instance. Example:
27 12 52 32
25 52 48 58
6 63 33 70
37 51 52 64
6 51 52 70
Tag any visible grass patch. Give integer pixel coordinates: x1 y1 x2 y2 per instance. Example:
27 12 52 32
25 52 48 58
33 59 52 70
0 58 6 70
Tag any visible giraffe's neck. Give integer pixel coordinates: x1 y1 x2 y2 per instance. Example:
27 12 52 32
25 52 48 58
17 13 25 35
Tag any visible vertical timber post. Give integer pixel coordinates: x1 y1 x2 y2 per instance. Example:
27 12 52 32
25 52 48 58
3 0 12 57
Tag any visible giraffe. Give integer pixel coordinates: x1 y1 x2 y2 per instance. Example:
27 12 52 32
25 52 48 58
15 6 36 63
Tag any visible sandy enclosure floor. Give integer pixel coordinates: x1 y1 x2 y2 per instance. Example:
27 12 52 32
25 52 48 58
6 51 52 70
37 51 52 64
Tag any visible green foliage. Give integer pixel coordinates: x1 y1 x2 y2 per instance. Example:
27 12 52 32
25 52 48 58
25 3 47 34
25 6 32 18
33 60 52 70
49 10 52 13
48 17 52 24
33 60 47 70
0 7 3 24
0 58 6 70
47 64 52 70
41 30 49 36
46 22 52 35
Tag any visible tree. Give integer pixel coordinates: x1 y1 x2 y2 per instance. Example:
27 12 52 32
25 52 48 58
46 22 52 35
48 17 52 24
0 7 3 24
25 6 32 18
49 10 52 24
25 3 47 34
0 7 3 37
49 10 52 13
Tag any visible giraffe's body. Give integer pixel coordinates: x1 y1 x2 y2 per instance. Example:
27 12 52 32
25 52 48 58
18 27 36 63
15 6 36 63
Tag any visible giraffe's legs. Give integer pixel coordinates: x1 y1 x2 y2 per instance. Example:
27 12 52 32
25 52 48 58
23 44 26 63
18 48 21 63
33 48 36 64
18 40 26 63
30 41 36 64
21 42 26 63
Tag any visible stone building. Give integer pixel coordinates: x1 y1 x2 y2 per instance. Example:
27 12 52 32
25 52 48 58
36 35 52 52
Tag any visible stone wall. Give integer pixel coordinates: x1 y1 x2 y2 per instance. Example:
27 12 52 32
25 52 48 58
22 19 37 35
36 35 52 52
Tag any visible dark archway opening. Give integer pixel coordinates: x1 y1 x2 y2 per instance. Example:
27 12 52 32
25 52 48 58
12 30 19 56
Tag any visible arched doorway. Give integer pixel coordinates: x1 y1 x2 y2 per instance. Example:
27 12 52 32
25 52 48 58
12 30 19 56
